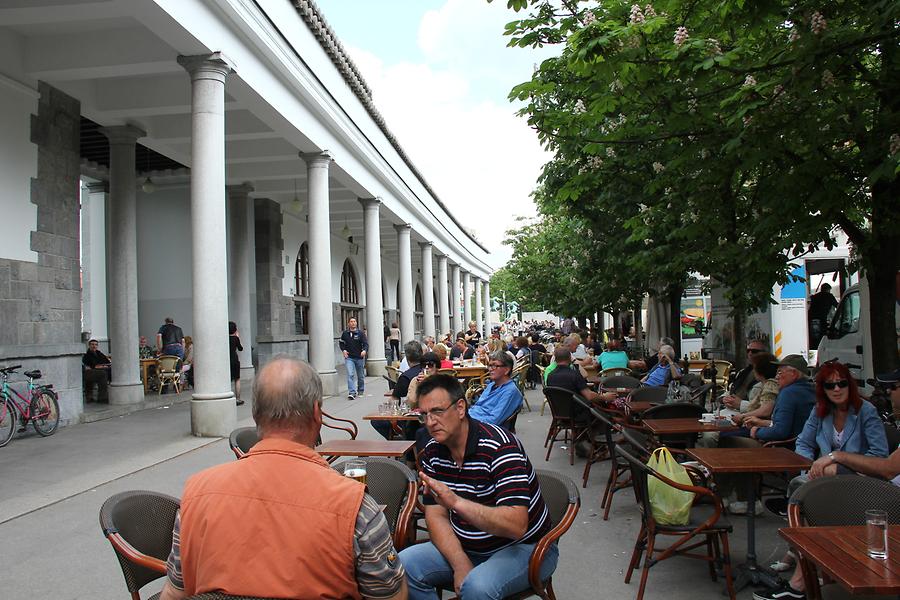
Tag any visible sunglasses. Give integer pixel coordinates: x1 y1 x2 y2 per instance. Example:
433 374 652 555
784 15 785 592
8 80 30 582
823 380 850 390
746 348 763 354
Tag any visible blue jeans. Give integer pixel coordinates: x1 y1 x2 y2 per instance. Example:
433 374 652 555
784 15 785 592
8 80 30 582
345 356 366 395
400 540 558 600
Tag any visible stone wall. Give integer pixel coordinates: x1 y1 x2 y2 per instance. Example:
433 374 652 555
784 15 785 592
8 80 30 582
254 198 305 366
0 83 83 424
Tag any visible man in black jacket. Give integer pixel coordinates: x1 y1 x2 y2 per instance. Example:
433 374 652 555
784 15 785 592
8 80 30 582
339 317 368 400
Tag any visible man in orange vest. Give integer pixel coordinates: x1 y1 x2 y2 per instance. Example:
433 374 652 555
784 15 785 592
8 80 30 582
159 357 407 600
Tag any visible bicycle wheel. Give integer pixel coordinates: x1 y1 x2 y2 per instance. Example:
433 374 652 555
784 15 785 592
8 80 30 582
0 398 15 447
30 390 59 436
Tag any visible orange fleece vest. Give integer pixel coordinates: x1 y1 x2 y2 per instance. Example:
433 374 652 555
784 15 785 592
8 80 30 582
179 437 364 599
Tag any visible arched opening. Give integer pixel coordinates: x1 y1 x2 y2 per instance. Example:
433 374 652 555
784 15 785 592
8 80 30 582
340 259 361 327
414 284 424 336
293 242 309 335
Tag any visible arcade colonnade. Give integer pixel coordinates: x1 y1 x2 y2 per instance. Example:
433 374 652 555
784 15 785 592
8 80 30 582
0 0 493 437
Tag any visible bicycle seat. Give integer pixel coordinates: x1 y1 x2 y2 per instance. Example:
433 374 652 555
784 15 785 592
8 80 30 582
24 369 42 380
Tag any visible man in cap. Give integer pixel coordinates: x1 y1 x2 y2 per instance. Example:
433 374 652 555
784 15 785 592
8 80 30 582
747 354 816 442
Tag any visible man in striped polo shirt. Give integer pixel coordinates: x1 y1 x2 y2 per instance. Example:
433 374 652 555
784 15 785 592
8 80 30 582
399 374 556 599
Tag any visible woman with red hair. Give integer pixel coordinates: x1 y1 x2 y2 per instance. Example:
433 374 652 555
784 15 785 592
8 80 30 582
795 360 889 477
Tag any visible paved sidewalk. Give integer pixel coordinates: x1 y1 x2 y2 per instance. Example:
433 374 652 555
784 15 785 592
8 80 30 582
0 376 782 599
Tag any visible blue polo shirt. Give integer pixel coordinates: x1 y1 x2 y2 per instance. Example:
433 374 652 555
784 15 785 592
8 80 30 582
469 380 522 425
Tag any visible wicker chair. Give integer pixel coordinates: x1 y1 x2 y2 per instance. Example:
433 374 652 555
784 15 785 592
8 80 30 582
600 375 642 393
99 490 180 600
542 386 591 465
156 355 182 395
628 386 668 405
640 402 704 448
600 367 633 379
787 475 900 600
441 470 581 600
228 411 358 463
616 445 735 600
332 457 418 550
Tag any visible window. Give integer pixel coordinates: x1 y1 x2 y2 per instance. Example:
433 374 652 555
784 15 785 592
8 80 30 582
340 259 361 327
293 243 309 335
414 284 424 334
833 290 860 337
294 243 309 298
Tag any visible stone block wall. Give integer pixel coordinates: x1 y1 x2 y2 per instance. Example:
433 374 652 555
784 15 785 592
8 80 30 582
0 83 84 424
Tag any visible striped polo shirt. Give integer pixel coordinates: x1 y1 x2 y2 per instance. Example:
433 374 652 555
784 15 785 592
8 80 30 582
420 419 551 556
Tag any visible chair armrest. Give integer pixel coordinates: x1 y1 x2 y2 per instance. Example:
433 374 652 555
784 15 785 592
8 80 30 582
528 501 580 594
105 531 168 574
321 410 358 439
392 480 417 551
763 436 797 448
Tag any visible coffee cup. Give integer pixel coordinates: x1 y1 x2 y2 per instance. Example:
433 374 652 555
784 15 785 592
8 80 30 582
701 413 715 422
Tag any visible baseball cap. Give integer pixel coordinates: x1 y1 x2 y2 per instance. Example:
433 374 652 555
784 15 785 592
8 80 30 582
875 369 900 385
772 354 809 375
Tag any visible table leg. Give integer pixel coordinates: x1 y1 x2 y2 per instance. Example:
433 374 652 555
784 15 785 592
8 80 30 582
731 474 782 592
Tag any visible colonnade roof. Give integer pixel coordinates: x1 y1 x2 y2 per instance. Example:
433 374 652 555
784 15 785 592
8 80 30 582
0 0 493 281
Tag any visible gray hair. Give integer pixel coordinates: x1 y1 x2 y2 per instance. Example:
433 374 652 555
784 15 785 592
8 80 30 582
565 333 581 349
658 344 676 361
553 346 572 364
404 340 423 364
252 356 321 431
489 350 514 372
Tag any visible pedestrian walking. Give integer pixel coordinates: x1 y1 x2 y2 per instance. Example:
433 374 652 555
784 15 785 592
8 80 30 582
339 317 368 400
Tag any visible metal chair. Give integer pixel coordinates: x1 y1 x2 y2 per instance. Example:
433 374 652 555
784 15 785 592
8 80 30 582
640 402 704 448
616 445 735 600
600 375 642 392
441 470 581 600
513 363 532 411
99 490 180 600
228 411 358 463
600 367 633 379
542 386 591 465
333 457 418 550
788 475 900 600
156 355 182 395
628 386 668 404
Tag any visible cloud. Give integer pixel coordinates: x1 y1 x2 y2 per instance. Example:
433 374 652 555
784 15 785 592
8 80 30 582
343 1 556 268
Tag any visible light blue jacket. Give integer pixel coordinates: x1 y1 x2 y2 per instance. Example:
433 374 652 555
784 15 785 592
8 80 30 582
794 400 889 461
469 380 522 426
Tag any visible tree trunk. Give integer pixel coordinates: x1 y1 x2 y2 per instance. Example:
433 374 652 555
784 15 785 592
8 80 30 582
667 285 683 358
633 298 644 355
732 311 746 368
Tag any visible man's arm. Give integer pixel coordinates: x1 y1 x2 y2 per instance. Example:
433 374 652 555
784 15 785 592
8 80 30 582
423 503 475 594
159 581 188 600
831 448 900 480
360 331 368 355
420 472 529 539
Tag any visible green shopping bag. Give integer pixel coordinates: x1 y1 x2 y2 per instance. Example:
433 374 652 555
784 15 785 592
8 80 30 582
646 447 695 525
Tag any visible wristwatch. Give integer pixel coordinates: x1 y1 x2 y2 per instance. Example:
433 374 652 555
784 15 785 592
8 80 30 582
828 451 836 463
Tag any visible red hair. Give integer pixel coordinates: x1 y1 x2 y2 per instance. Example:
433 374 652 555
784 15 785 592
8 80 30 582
814 361 861 418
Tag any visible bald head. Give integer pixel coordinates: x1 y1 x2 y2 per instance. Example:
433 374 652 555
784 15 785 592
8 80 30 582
252 356 322 437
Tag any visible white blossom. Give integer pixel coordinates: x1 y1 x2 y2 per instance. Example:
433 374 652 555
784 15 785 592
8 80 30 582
644 4 657 18
688 98 698 114
810 12 827 35
629 5 645 25
789 29 801 43
673 26 689 47
606 146 617 158
707 38 722 55
821 70 835 88
574 99 586 114
743 115 753 127
652 161 665 173
609 79 623 93
700 148 710 159
890 134 900 156
583 11 596 26
743 75 757 88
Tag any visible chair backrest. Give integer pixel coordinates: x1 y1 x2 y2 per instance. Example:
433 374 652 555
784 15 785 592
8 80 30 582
600 375 642 390
629 386 668 404
613 445 654 524
789 474 900 527
229 426 259 459
332 457 417 548
542 386 580 420
534 469 580 530
600 367 632 379
99 490 180 596
502 409 519 433
187 593 286 599
385 365 400 383
641 402 704 420
619 426 653 459
157 355 181 373
882 422 900 449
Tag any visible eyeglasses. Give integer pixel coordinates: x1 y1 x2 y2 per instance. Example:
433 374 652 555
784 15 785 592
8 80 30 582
488 363 507 370
417 402 456 423
823 379 849 390
747 348 763 354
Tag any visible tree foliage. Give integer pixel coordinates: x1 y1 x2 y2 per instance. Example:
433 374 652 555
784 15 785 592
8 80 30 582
491 0 900 369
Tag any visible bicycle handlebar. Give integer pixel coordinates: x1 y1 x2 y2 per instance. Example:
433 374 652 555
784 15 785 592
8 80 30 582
0 365 22 374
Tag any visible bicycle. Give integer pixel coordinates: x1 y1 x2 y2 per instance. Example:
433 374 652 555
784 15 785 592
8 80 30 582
0 364 60 447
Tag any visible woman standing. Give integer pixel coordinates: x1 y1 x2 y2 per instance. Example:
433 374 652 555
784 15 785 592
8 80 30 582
389 321 401 363
229 321 244 406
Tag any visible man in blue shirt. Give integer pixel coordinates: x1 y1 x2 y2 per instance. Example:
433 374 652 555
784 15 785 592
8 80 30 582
339 317 368 400
469 351 522 427
748 355 815 442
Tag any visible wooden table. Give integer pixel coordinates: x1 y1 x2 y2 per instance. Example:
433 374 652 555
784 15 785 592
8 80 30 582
624 401 659 414
643 418 739 435
780 525 900 598
362 413 420 440
453 365 488 379
687 447 812 590
139 358 157 394
316 439 415 458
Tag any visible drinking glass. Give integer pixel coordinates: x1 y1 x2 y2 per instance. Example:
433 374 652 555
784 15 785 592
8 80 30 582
345 460 367 485
866 509 888 559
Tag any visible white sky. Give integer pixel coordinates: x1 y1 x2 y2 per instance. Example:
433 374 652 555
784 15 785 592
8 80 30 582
316 0 556 268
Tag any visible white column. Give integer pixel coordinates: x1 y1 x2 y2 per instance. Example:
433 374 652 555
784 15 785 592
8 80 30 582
395 224 414 346
463 272 473 330
81 182 109 342
178 52 236 436
228 183 255 382
420 242 435 340
483 279 492 338
99 125 145 405
473 277 482 338
437 255 450 340
450 263 461 334
360 197 386 375
302 151 340 395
